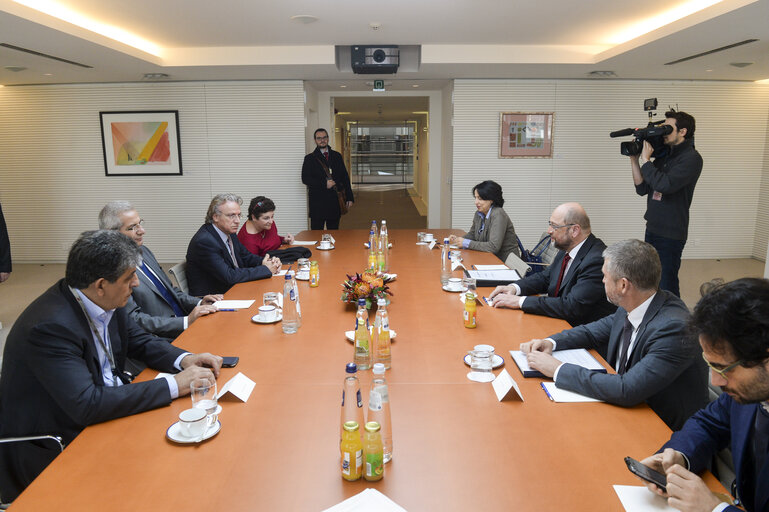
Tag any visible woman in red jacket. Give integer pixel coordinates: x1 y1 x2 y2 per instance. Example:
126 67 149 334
237 196 295 257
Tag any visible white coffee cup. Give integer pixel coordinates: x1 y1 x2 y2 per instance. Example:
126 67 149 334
178 408 207 437
447 277 462 291
258 305 277 321
423 233 435 242
319 240 332 249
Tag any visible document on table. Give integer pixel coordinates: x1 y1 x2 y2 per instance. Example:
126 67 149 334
212 299 255 310
472 264 509 270
291 240 317 246
613 485 675 511
465 268 521 286
541 382 603 403
509 348 607 378
321 488 408 512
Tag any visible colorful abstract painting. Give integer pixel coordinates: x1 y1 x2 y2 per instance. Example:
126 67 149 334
100 111 183 175
499 112 554 158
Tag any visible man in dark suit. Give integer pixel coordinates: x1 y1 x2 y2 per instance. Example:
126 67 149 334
0 202 10 283
301 128 354 230
99 201 221 339
639 278 769 512
490 202 616 326
186 194 281 296
0 230 222 503
522 239 708 430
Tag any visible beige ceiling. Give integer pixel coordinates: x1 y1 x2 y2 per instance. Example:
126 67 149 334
1 0 768 86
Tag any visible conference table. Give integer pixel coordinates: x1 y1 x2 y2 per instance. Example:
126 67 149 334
10 229 724 511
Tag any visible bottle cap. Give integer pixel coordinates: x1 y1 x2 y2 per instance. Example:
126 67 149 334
364 421 381 433
284 273 291 280
377 298 386 306
346 362 358 374
357 298 366 306
381 220 386 224
372 363 385 374
444 237 449 243
311 261 318 265
343 421 360 432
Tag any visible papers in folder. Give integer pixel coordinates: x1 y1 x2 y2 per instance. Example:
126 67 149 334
509 348 606 378
541 382 603 403
465 268 521 287
212 299 255 310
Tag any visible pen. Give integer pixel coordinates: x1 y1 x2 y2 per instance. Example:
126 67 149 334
540 382 555 401
218 309 237 312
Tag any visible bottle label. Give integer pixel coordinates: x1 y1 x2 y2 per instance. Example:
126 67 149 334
289 289 296 301
356 389 363 408
366 451 383 478
373 383 389 403
342 451 351 476
355 449 363 473
369 390 383 411
382 319 389 330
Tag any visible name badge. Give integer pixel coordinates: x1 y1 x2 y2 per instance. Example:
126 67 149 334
652 191 662 201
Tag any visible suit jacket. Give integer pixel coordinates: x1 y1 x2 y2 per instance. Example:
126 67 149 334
301 147 354 220
551 290 709 430
126 245 201 338
186 223 272 296
0 279 186 501
464 206 520 262
663 394 768 512
0 203 10 273
516 233 617 326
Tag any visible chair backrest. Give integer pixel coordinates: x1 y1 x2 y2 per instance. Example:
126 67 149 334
518 233 558 274
505 251 532 278
168 261 189 294
0 435 64 507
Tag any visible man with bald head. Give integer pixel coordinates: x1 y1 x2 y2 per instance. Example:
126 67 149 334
490 202 616 326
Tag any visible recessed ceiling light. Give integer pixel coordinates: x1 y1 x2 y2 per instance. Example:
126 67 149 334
706 69 713 72
412 84 419 88
290 15 319 24
339 85 347 88
336 112 351 115
43 73 53 76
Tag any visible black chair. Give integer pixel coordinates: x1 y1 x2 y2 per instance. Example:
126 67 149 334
0 435 65 509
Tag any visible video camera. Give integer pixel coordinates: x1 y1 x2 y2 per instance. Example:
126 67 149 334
610 98 672 157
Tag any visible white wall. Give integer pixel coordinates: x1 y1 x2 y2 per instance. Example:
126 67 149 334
0 81 306 263
452 79 769 259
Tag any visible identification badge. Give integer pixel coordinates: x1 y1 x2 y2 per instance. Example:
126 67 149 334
652 191 662 201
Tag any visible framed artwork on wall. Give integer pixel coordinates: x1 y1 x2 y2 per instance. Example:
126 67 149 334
99 110 183 176
499 112 554 158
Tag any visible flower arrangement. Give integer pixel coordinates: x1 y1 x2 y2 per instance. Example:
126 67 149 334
341 270 393 308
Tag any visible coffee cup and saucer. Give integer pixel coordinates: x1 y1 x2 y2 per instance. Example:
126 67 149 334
166 408 222 444
316 240 334 250
251 305 282 324
442 277 463 293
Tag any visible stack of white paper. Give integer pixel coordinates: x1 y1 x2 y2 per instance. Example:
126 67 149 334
613 485 675 511
321 489 407 512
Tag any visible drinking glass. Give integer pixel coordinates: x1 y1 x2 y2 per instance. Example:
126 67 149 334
467 350 495 382
461 277 477 298
263 292 281 309
190 378 218 426
417 232 426 243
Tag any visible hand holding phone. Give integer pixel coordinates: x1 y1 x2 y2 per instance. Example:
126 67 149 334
625 456 667 493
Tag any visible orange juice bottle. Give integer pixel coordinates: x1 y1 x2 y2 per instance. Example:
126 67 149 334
309 261 319 287
464 292 477 328
363 421 384 481
341 421 363 481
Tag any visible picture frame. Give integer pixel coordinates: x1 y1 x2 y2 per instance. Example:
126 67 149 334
499 112 554 158
99 110 183 176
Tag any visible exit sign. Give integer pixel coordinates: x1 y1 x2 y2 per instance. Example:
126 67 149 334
373 80 385 92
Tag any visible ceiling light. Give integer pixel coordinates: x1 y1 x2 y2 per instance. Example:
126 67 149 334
369 22 381 30
606 0 725 45
339 85 347 88
729 62 753 68
290 15 318 24
142 73 169 80
43 73 52 76
412 111 429 115
756 79 769 84
11 0 162 56
336 112 351 115
412 84 420 88
4 66 27 72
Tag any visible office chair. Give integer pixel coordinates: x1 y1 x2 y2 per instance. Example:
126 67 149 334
0 435 65 509
168 261 189 294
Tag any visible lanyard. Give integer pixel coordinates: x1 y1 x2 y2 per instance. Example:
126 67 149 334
69 286 121 387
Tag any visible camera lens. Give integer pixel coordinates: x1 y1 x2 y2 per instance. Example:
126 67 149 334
372 49 386 63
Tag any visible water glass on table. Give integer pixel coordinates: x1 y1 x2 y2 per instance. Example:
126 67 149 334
190 378 218 426
263 292 281 310
461 277 477 298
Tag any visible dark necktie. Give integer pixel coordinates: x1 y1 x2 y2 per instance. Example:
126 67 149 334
324 150 329 161
226 237 239 268
553 253 571 297
617 316 634 374
140 262 185 317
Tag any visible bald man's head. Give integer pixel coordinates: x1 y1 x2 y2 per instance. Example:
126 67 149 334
548 203 591 251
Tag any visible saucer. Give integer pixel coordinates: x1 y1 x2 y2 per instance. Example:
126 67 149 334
463 354 504 369
345 329 397 343
442 285 463 293
415 242 428 246
295 272 310 281
251 312 283 324
166 420 221 444
316 245 334 250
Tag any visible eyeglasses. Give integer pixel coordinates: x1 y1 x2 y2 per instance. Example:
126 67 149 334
125 220 144 232
315 135 329 140
222 213 243 220
548 221 576 230
701 352 744 380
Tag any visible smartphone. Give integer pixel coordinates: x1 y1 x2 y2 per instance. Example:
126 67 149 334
222 356 239 368
625 456 667 492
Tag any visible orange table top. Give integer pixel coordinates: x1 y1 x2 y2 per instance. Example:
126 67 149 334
10 229 722 511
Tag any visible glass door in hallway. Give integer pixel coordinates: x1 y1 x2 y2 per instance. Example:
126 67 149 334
349 124 415 186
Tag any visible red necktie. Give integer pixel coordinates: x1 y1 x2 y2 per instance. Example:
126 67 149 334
324 151 329 161
553 253 571 297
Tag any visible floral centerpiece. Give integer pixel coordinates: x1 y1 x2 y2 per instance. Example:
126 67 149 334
341 270 393 309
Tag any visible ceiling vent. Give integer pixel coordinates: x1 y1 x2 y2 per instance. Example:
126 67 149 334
0 43 93 68
665 39 759 65
587 70 617 78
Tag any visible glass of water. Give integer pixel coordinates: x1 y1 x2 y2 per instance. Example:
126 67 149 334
461 277 477 298
263 291 281 310
190 378 218 426
467 350 495 382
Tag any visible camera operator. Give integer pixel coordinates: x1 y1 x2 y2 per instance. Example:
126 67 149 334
629 110 702 298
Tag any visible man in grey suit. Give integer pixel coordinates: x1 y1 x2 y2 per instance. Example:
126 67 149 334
521 239 708 430
99 202 221 340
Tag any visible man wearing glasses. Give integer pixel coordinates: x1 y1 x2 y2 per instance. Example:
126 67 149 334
301 128 354 230
639 278 769 512
99 201 221 343
490 203 616 326
521 239 708 430
186 194 281 295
